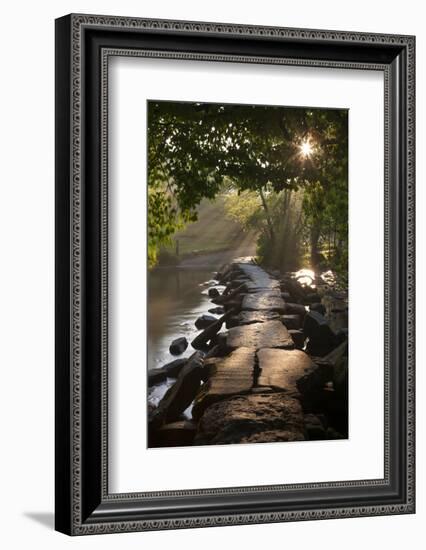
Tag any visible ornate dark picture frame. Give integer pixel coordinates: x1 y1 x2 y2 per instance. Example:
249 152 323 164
55 14 415 535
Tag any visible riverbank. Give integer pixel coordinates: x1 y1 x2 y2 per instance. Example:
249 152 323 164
148 258 348 447
156 235 258 268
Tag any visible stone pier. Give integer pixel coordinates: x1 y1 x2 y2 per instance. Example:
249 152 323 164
148 258 348 447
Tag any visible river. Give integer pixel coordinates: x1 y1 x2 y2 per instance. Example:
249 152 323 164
147 266 225 409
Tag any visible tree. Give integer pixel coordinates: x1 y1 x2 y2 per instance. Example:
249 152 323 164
300 109 348 275
148 100 348 275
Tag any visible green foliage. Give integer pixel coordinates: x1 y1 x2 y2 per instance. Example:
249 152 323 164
147 188 183 268
147 100 348 279
301 109 348 276
223 189 263 230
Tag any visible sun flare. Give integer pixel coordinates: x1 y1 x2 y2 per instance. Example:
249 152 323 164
299 139 313 158
295 268 315 287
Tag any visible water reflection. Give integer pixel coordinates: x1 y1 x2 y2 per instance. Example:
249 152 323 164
147 266 222 412
148 266 218 371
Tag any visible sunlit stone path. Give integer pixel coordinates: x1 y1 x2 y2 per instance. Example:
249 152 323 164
148 257 348 447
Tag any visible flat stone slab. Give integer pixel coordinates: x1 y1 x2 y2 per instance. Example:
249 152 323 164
241 291 286 313
243 281 281 293
192 347 255 420
235 263 280 291
257 348 317 393
226 320 294 351
237 310 280 325
194 393 305 445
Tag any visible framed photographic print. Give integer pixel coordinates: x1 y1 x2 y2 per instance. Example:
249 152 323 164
55 14 415 535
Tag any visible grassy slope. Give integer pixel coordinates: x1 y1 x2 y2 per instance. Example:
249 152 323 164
170 196 249 256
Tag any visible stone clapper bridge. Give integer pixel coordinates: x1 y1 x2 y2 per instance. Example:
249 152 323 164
148 258 348 447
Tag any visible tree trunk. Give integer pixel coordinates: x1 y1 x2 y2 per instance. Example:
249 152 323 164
310 222 321 267
258 187 275 242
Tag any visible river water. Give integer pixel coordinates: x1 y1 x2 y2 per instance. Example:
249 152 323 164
147 266 225 408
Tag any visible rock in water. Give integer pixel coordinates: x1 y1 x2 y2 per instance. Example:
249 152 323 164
192 347 255 420
303 292 322 305
280 278 304 301
191 309 236 350
303 311 338 356
208 287 220 298
226 320 294 351
257 348 317 393
319 341 348 398
195 393 305 445
162 358 188 378
148 368 167 386
336 327 348 343
225 315 240 329
310 302 326 316
150 421 197 447
148 402 157 423
149 351 204 429
304 414 327 440
216 263 231 283
303 310 327 337
326 427 344 440
227 277 250 290
281 314 302 330
169 336 188 355
284 302 307 316
289 329 305 349
208 306 225 315
195 314 217 330
321 340 348 366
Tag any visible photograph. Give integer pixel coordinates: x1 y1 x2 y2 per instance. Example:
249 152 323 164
53 11 415 536
147 100 349 448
